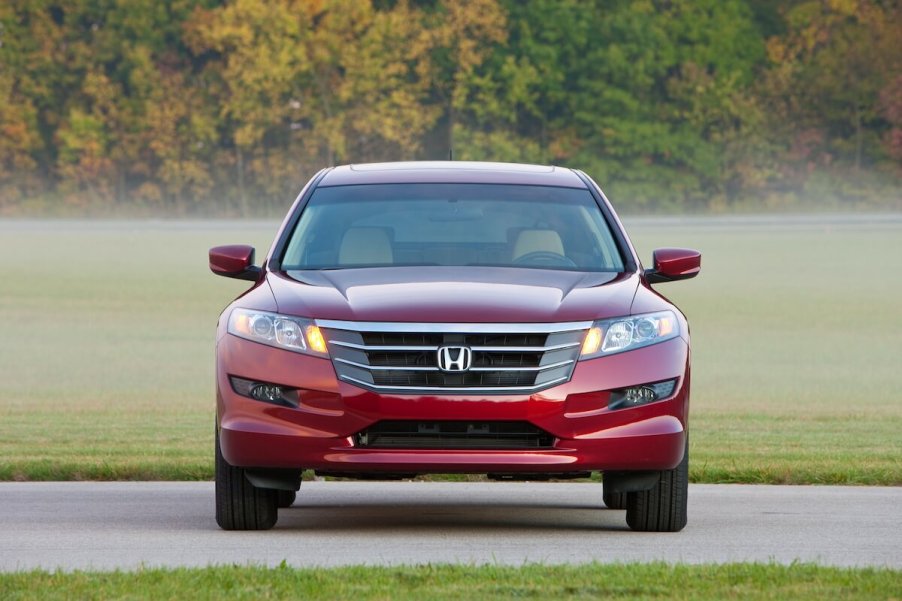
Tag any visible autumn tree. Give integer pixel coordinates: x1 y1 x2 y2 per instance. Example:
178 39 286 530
185 0 445 212
0 0 897 213
763 0 902 198
0 3 44 207
0 0 221 210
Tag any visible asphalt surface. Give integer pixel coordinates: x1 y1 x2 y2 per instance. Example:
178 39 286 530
1 482 899 571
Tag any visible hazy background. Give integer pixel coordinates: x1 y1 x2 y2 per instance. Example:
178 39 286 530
1 0 900 217
0 2 900 484
1 216 900 483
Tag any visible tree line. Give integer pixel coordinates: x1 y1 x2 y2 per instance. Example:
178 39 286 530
1 0 900 215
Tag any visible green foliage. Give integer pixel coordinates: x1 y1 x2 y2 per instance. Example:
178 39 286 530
474 0 771 208
0 0 899 213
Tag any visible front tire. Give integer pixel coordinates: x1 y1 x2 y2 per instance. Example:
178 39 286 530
277 490 297 508
625 440 689 532
215 429 278 530
603 489 627 510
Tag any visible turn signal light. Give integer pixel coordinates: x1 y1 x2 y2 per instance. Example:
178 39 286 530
306 325 327 354
582 327 603 355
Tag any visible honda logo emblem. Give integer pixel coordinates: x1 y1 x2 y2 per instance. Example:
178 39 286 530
437 346 472 372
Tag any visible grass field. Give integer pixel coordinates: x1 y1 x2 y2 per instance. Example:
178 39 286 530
0 216 900 483
1 563 900 600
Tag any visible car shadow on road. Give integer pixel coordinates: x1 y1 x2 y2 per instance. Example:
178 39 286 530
271 501 630 532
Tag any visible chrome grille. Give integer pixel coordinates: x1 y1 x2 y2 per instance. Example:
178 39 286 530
317 320 591 394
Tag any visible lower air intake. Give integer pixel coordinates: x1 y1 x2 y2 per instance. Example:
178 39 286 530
356 421 555 450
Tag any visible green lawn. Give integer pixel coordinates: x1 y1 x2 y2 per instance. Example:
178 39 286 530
628 218 902 485
1 563 900 600
0 217 900 483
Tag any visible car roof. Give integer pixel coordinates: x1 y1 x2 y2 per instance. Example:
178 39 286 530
318 161 587 188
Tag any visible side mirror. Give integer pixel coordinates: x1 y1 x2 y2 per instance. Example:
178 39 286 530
645 248 701 284
209 245 262 282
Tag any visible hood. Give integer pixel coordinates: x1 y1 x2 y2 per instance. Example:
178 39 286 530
267 266 638 323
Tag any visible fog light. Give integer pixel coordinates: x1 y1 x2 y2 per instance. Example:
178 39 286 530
608 379 677 410
251 384 283 402
229 376 298 407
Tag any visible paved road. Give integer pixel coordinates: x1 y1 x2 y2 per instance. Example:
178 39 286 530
1 482 899 571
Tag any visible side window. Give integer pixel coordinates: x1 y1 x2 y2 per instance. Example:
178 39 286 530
282 206 318 265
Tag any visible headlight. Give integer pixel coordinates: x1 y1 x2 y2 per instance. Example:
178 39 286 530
580 310 679 359
227 309 328 355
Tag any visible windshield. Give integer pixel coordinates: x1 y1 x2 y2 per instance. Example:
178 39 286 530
281 183 625 272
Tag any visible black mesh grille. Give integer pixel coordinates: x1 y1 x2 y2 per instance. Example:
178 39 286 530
371 370 535 387
464 333 547 347
356 421 555 449
362 332 442 346
368 351 434 367
472 352 541 368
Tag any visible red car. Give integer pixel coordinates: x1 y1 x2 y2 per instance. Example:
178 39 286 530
210 161 700 532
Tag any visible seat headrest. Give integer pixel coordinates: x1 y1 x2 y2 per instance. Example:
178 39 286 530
338 227 393 265
512 229 564 260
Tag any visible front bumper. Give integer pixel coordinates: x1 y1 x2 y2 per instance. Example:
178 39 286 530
217 335 690 474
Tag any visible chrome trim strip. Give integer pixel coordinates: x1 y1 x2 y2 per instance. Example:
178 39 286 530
330 341 439 352
469 342 581 352
468 360 573 373
330 341 581 353
334 357 573 373
333 357 439 372
338 374 570 393
317 319 592 334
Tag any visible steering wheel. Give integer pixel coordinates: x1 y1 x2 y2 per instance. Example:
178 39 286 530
513 251 578 268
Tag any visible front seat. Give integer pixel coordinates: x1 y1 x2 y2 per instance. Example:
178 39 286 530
511 229 565 261
338 227 393 265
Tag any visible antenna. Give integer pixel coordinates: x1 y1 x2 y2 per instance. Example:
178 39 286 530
449 148 453 161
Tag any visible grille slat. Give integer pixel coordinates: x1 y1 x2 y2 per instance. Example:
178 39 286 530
469 342 581 352
331 341 439 352
469 359 573 372
334 357 440 372
322 321 587 394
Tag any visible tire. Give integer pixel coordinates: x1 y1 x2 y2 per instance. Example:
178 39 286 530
603 489 627 510
215 429 278 530
277 490 297 508
625 440 689 532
